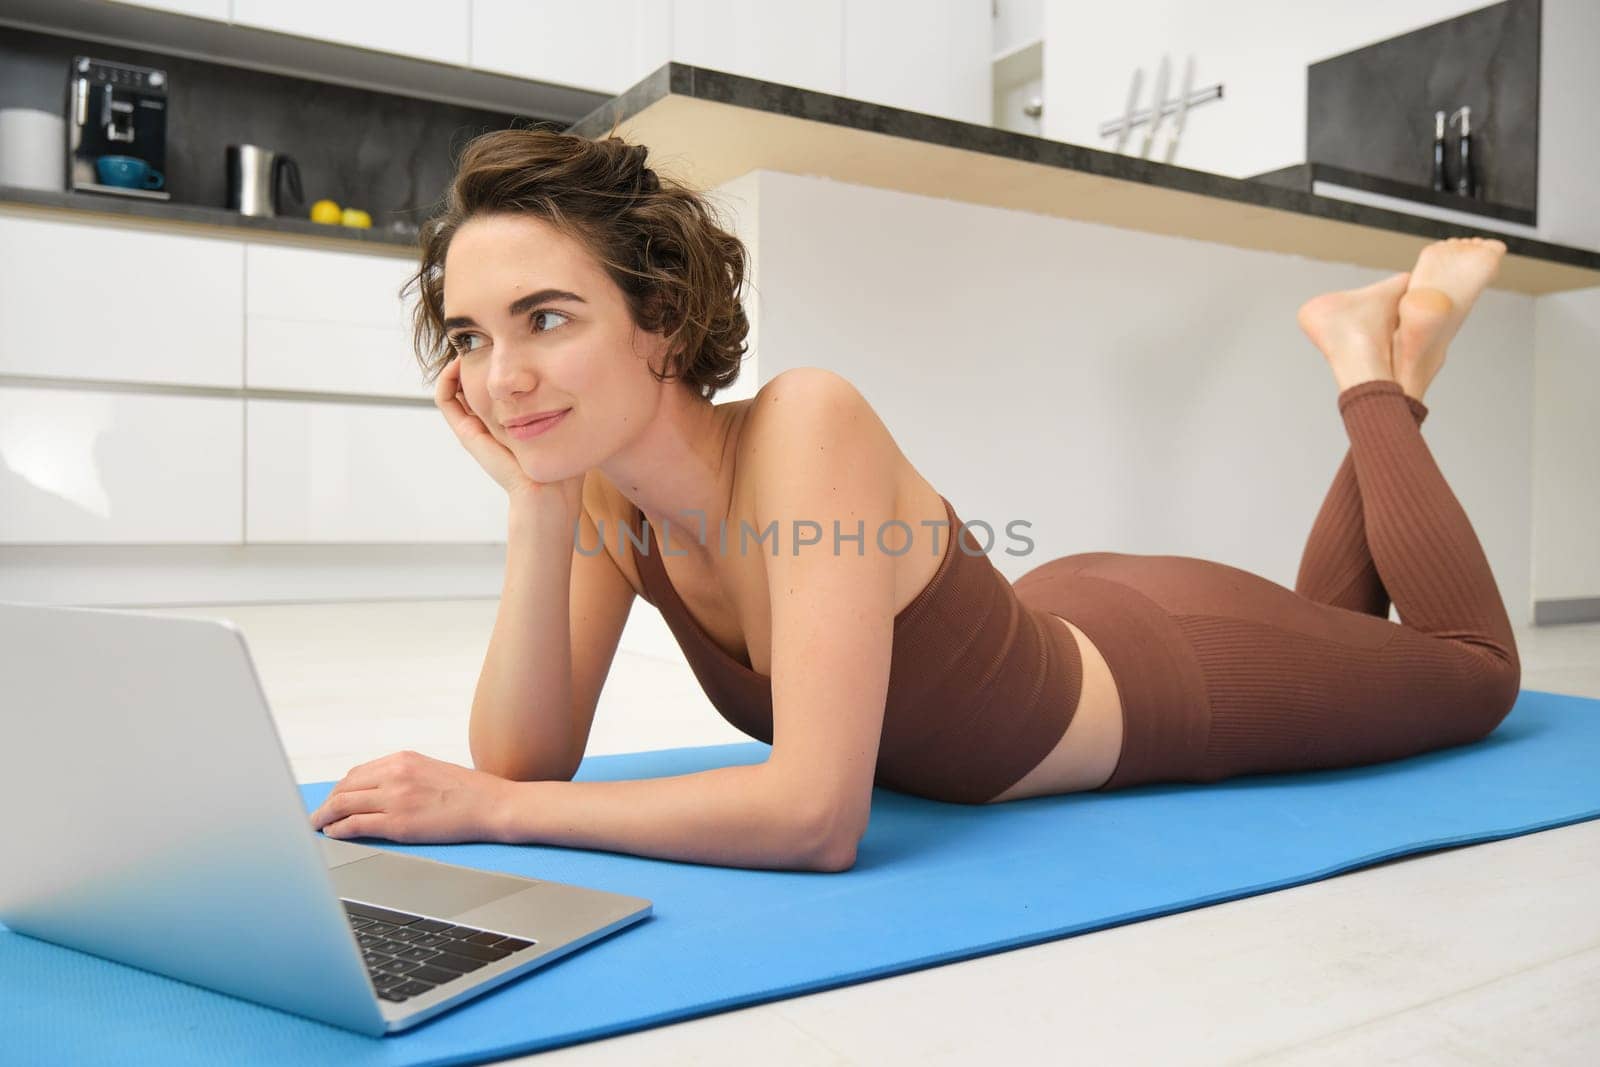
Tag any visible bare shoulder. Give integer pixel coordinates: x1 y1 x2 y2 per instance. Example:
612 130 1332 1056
730 369 955 588
736 368 905 485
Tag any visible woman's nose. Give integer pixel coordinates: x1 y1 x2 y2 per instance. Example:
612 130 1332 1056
485 349 536 397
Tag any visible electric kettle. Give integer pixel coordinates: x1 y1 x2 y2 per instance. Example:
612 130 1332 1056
225 143 304 218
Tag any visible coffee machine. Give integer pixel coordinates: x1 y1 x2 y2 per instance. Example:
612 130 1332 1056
67 55 171 201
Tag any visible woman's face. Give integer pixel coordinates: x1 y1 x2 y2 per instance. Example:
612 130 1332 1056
440 212 669 483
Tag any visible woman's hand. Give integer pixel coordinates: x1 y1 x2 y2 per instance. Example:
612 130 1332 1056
434 356 543 497
309 749 516 844
435 356 585 518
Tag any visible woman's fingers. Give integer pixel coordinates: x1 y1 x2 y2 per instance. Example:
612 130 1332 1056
432 354 461 407
311 786 385 830
321 813 389 840
432 358 457 413
434 360 477 431
434 359 499 447
435 359 489 436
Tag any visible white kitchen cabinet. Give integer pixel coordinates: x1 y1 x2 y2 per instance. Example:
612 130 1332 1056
672 0 845 96
245 399 505 543
470 0 671 95
244 244 430 399
0 213 243 388
0 387 242 544
843 0 992 125
231 0 471 67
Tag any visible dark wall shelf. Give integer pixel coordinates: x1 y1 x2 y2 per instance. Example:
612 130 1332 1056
0 22 548 241
1306 0 1540 221
1249 162 1536 226
0 183 417 254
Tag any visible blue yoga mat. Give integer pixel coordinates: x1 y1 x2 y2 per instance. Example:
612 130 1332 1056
4 688 1598 1066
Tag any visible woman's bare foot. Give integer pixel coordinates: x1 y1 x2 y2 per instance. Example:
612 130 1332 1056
1389 237 1507 402
1297 271 1410 393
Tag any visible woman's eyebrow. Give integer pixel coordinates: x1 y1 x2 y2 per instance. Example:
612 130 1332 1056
443 289 586 329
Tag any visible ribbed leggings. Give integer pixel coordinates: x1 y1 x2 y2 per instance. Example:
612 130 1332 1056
1013 379 1523 792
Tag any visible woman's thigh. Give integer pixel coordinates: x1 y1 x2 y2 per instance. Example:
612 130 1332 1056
1176 608 1514 782
1034 552 1515 784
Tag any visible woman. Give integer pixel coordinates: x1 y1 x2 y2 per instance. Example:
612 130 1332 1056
309 126 1519 873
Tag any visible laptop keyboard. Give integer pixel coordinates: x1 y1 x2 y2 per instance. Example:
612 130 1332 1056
342 899 539 1003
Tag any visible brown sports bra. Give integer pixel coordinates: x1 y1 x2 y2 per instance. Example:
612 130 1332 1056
628 494 1084 804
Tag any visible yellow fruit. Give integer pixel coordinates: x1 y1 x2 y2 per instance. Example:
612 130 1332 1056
340 208 372 229
309 199 342 224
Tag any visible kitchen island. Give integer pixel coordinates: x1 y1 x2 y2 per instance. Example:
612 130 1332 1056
569 62 1599 296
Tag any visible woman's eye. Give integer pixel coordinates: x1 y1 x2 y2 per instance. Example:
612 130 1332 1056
448 310 568 354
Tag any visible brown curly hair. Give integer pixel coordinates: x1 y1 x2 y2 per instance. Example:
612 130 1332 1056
402 118 751 400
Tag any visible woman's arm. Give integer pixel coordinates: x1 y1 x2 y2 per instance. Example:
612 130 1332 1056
494 764 854 872
467 490 587 781
743 369 901 855
309 750 850 873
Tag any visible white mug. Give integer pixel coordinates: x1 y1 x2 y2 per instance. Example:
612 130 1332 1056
0 108 67 191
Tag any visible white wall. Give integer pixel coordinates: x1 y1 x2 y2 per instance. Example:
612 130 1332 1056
1528 0 1600 611
739 168 1541 624
1038 0 1600 253
1532 287 1600 608
1040 0 1487 177
1537 0 1600 253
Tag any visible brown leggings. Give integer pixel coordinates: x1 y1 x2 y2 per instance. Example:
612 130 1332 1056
1012 379 1522 792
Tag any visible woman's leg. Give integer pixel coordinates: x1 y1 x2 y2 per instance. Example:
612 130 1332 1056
1132 376 1520 786
1293 393 1429 618
1153 248 1520 785
1333 378 1520 689
1180 246 1522 781
1292 237 1505 623
1295 239 1520 687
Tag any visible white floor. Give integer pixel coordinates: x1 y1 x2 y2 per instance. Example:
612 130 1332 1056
143 600 1600 1065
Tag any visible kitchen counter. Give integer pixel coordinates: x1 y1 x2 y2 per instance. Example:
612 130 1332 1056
567 64 1600 296
12 60 1596 290
0 184 418 257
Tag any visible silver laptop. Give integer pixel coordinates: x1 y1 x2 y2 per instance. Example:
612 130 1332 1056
0 601 652 1036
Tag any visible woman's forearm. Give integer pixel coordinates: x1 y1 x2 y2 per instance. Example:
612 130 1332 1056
489 763 853 873
468 496 579 781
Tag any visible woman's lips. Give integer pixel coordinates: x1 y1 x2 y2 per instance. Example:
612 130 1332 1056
505 409 569 440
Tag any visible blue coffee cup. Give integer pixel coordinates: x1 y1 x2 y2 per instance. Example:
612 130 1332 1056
96 154 164 190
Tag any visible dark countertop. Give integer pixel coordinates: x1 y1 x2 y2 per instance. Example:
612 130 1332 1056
0 184 418 255
567 63 1599 295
